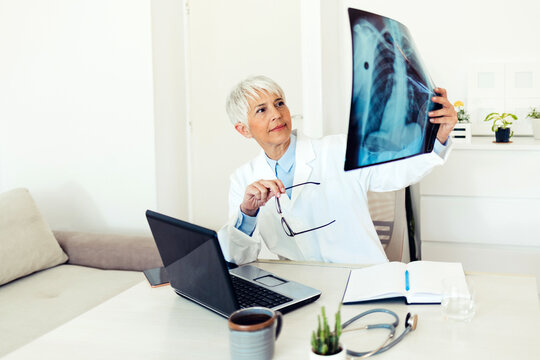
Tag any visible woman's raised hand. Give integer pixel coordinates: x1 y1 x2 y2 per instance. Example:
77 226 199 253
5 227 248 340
240 179 286 217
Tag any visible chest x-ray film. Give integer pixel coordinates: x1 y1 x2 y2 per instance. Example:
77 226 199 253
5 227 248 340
344 8 440 170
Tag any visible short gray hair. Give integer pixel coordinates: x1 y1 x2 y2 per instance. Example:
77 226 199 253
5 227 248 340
226 75 286 126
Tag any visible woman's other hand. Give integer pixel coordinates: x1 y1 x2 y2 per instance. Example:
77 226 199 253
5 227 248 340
429 87 458 144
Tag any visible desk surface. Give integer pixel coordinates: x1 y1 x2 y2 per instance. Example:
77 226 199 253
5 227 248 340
4 262 540 360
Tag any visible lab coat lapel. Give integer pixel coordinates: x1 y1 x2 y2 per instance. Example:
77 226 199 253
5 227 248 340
291 134 315 206
252 150 276 180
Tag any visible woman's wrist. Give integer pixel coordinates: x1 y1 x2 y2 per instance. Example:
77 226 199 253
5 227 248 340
240 204 258 217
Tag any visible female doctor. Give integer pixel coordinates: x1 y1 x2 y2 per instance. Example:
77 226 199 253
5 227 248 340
218 75 457 265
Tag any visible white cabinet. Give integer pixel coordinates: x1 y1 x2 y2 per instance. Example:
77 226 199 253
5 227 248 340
417 137 540 290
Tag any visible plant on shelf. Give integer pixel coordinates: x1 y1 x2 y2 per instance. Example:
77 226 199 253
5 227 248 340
483 112 517 143
527 107 540 140
311 305 343 358
527 107 540 119
453 101 470 123
451 101 472 143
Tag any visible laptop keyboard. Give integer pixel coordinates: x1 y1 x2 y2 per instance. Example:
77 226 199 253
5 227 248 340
231 276 292 309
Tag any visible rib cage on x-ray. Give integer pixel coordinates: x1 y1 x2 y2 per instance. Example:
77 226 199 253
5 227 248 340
367 39 395 139
345 8 440 170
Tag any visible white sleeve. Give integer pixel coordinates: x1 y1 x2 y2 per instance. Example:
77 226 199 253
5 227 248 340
359 142 453 192
217 172 262 265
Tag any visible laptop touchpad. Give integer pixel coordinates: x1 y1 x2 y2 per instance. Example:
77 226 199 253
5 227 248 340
254 275 287 287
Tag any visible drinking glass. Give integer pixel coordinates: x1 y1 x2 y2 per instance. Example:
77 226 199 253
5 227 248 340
441 276 475 322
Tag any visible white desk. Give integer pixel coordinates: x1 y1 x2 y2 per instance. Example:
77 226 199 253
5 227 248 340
4 262 540 360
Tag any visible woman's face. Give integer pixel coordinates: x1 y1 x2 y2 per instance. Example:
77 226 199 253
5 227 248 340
245 90 292 149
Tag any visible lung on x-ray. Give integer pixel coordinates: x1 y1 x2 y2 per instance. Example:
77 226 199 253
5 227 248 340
345 8 440 170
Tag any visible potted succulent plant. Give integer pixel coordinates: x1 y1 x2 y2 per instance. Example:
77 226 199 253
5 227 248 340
452 101 472 143
483 112 517 143
310 306 345 359
526 107 540 140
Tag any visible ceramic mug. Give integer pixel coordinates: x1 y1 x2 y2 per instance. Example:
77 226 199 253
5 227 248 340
228 307 283 360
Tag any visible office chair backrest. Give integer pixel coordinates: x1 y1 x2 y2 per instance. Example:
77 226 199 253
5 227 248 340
367 189 410 262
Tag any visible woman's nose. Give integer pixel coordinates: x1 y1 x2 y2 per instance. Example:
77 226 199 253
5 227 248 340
269 105 281 120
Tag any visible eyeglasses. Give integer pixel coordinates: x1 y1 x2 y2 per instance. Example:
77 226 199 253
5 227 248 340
275 181 336 237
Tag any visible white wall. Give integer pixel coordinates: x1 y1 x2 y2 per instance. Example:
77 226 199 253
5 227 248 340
0 0 302 235
300 0 324 138
0 0 157 234
314 0 540 135
187 0 303 230
151 0 190 221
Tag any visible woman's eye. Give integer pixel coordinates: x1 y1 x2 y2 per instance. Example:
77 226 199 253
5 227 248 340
256 107 265 114
276 101 285 107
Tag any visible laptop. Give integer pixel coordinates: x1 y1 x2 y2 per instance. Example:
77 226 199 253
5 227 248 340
145 210 321 318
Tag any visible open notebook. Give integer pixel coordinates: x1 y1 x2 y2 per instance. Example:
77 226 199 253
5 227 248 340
342 261 466 304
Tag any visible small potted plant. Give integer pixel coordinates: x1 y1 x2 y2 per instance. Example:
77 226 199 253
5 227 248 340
310 306 345 359
526 107 540 140
454 101 470 123
452 101 472 143
483 112 517 143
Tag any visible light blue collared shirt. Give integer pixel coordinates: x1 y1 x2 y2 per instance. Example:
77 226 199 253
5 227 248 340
433 138 448 156
263 133 297 198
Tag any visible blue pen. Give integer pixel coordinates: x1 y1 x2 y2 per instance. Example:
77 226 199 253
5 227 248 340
405 270 410 291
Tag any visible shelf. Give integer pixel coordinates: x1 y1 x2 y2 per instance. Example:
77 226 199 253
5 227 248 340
453 136 540 151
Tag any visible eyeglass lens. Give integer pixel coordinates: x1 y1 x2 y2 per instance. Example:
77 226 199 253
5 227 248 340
274 182 335 237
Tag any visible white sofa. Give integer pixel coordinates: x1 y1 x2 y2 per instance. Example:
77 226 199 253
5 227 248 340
0 189 162 358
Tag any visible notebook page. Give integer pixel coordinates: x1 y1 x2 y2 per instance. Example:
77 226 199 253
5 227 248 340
406 261 465 298
343 262 406 303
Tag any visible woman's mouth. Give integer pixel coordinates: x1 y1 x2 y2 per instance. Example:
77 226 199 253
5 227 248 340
270 124 286 132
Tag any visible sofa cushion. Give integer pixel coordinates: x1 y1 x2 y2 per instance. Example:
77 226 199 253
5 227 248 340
0 188 68 286
0 264 143 357
54 231 163 271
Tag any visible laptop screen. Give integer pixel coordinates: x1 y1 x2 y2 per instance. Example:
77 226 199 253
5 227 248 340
146 210 238 316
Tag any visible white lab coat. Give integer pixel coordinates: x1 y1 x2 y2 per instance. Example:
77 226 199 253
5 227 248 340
218 131 450 265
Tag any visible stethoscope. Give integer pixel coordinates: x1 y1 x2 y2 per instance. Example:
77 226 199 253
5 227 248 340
341 308 418 358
